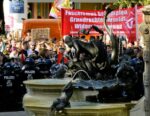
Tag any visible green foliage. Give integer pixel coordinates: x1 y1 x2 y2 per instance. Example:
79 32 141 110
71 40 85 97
113 0 150 9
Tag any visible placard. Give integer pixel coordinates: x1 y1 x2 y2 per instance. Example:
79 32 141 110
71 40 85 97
31 28 50 40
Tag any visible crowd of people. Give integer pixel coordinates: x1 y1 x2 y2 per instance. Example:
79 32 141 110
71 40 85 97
0 31 144 76
0 32 67 64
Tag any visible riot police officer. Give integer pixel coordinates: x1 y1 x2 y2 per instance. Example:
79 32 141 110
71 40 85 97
36 58 51 78
0 62 24 110
21 58 40 80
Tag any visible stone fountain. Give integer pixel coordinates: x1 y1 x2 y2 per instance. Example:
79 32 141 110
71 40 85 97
23 5 143 116
23 78 135 116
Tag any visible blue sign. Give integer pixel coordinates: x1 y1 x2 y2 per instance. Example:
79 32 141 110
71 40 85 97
9 0 24 13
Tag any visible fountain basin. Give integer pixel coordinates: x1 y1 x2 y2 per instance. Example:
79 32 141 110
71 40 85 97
23 79 135 116
23 79 69 115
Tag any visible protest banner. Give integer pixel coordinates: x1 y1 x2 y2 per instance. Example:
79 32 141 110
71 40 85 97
31 28 50 40
61 7 143 42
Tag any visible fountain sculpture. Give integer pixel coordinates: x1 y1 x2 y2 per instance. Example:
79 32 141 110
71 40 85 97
51 6 144 112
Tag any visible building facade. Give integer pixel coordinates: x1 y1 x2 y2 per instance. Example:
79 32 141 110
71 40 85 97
3 0 116 31
26 0 117 18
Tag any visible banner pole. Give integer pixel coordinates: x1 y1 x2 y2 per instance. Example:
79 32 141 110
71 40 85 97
57 18 62 40
135 5 138 42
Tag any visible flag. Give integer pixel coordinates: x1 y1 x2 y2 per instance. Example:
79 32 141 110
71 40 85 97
49 0 71 18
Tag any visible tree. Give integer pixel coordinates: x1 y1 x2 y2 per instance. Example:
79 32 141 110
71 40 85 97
113 0 150 9
0 0 5 34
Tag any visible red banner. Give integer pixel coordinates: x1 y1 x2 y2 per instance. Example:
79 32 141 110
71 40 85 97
61 7 143 42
